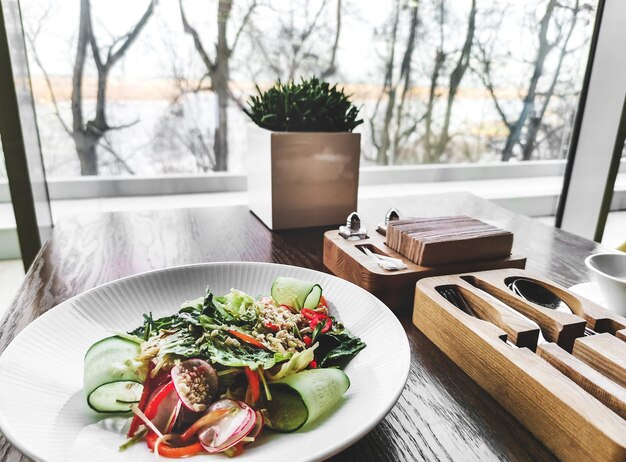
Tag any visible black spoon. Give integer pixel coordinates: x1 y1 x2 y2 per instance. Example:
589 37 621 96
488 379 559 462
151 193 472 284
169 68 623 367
507 278 596 336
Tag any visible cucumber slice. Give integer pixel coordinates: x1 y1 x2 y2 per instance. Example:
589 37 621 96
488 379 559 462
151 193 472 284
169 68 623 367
90 381 143 412
271 277 322 310
84 336 146 413
304 285 322 309
266 368 350 432
265 386 309 432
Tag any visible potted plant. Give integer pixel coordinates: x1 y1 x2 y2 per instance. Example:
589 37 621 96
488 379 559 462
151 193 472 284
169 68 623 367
244 77 363 230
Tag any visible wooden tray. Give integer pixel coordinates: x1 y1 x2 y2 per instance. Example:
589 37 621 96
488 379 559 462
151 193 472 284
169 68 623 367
413 269 626 462
323 228 526 312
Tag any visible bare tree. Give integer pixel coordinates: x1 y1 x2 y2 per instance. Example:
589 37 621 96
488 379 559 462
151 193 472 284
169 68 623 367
149 23 218 173
520 0 583 160
501 0 556 161
369 0 420 166
423 0 445 162
152 98 217 173
390 2 420 160
29 0 157 175
436 0 476 158
371 0 476 165
370 0 400 166
244 0 342 81
475 0 587 161
179 0 257 172
171 0 340 172
422 0 477 162
321 0 342 79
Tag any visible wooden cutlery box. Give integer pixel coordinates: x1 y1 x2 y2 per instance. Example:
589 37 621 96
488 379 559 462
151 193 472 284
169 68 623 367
323 228 525 313
413 269 626 462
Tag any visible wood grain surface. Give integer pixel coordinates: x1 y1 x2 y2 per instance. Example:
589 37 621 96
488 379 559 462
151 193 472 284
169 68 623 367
0 192 612 461
573 334 626 388
460 271 587 352
323 228 526 313
413 276 626 461
537 342 626 420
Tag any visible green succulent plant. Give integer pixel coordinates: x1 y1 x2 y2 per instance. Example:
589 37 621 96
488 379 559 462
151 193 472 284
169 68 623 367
244 77 363 132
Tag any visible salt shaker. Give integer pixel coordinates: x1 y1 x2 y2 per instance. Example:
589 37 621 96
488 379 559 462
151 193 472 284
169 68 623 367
339 212 367 240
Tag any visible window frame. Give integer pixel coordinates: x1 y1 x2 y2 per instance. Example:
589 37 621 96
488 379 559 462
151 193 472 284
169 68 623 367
556 0 626 242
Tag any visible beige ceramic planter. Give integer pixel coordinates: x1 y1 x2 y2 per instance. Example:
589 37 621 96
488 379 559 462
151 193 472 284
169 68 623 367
247 124 360 230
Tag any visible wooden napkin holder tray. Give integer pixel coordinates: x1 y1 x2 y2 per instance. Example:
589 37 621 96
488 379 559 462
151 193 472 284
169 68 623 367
413 269 626 462
323 228 526 313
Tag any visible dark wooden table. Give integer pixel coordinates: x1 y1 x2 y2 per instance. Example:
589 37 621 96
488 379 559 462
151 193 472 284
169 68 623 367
0 192 607 461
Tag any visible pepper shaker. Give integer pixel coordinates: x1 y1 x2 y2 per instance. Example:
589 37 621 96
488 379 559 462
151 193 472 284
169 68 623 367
339 212 367 240
377 208 401 235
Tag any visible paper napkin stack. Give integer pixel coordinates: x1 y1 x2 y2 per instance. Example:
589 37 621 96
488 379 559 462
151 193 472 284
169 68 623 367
386 216 513 266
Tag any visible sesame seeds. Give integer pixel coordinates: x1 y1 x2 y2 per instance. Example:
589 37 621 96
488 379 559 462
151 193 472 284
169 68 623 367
171 359 219 412
175 365 210 410
252 299 307 353
224 337 241 348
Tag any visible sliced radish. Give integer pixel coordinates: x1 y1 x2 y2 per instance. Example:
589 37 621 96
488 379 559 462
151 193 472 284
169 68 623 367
201 408 256 454
171 359 218 412
179 407 231 442
198 400 256 453
247 411 264 441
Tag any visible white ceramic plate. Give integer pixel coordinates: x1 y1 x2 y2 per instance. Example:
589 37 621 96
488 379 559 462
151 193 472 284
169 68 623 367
0 262 410 462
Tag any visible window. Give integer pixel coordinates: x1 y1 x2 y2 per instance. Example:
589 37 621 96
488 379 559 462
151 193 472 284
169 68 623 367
0 139 21 260
21 0 595 178
0 139 6 179
602 142 626 248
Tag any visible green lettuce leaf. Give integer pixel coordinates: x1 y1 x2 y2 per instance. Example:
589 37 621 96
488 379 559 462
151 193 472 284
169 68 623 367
213 289 257 322
266 344 317 381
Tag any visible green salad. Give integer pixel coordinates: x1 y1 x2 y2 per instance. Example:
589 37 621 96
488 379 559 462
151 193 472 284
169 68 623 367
84 276 366 458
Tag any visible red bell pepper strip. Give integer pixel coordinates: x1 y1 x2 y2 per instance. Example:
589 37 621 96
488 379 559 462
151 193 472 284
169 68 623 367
228 329 266 349
244 367 260 404
310 316 332 334
127 362 155 437
318 295 328 307
302 335 312 347
144 381 175 420
301 308 321 321
302 308 332 335
145 431 204 458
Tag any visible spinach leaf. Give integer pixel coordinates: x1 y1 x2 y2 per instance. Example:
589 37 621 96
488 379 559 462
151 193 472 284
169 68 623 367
316 329 366 368
129 291 221 339
203 290 237 323
199 337 290 369
158 329 202 358
126 285 299 371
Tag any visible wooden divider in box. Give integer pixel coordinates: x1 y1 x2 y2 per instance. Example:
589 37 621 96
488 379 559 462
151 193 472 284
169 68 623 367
464 268 626 342
413 269 626 462
322 228 526 313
